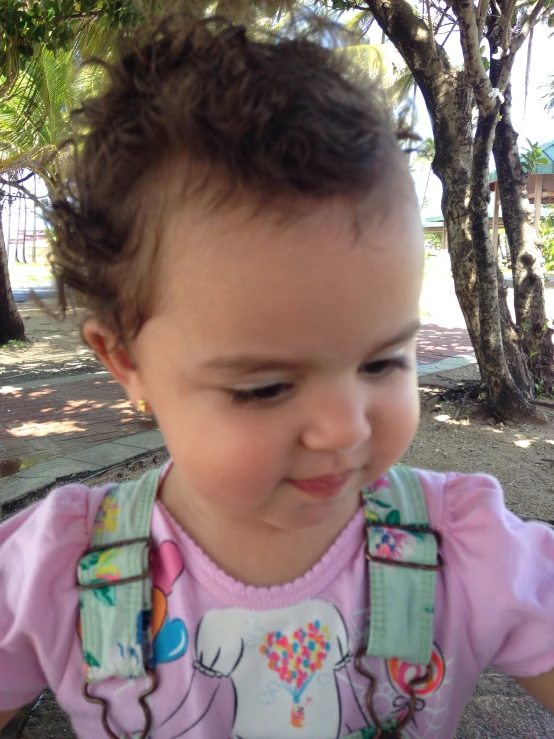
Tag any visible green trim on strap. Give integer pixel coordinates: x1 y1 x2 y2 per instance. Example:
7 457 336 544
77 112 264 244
77 467 162 683
362 466 439 666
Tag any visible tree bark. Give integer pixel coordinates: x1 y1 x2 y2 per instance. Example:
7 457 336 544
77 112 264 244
491 81 554 391
471 110 537 416
364 0 545 420
0 201 26 345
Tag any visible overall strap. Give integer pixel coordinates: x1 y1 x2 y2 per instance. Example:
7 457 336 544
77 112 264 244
77 467 161 683
362 465 442 667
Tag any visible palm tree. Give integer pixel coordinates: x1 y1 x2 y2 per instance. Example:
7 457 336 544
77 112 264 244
544 76 554 116
0 41 110 199
0 27 114 342
412 137 435 209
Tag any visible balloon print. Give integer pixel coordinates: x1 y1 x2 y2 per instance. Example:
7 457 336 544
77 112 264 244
386 644 445 698
151 541 188 665
260 621 331 726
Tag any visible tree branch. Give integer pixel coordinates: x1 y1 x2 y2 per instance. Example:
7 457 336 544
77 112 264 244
476 0 491 39
362 0 449 76
510 0 548 55
451 0 496 114
0 177 48 215
500 0 517 51
440 23 456 46
425 0 439 59
494 0 547 91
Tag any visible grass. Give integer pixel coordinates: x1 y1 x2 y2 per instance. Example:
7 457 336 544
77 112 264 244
1 339 26 350
8 260 54 285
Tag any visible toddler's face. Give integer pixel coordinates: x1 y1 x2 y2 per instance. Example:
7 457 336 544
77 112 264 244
130 194 424 532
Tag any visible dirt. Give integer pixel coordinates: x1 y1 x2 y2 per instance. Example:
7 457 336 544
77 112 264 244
407 364 554 523
0 300 101 384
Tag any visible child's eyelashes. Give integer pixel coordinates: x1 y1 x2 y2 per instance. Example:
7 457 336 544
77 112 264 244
228 382 293 405
227 357 410 406
360 356 410 377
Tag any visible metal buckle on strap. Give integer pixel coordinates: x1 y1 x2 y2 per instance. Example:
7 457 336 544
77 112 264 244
365 522 444 571
83 666 158 739
77 537 152 590
355 645 433 738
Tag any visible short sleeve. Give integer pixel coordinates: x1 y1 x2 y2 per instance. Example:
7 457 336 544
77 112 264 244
0 484 103 709
194 610 246 678
439 471 554 678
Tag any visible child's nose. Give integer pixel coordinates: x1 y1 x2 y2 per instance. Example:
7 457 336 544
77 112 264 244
300 384 371 454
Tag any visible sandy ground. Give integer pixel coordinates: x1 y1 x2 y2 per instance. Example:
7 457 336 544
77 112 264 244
408 365 554 521
0 300 100 382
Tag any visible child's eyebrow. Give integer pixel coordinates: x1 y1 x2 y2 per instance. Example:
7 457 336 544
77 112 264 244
374 319 421 351
201 320 421 375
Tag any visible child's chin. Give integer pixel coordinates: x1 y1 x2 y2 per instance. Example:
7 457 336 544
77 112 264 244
274 494 361 532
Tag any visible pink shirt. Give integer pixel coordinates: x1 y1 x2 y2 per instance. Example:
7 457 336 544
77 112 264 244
1 468 553 738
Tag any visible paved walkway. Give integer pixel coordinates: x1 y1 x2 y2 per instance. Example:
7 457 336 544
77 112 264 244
0 322 476 505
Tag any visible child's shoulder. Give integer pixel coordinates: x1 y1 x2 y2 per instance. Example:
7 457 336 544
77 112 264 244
413 464 554 592
412 466 510 529
0 480 111 556
410 467 554 677
411 466 554 576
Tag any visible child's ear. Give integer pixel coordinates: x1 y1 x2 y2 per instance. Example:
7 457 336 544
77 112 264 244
82 320 144 405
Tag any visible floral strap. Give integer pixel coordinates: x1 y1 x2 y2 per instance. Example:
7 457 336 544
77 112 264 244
77 467 162 683
362 465 442 667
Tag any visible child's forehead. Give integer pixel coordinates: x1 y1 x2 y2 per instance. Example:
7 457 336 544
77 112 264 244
148 192 423 336
158 182 416 263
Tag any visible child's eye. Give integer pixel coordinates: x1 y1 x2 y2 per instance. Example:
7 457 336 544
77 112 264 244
228 382 293 405
361 357 409 377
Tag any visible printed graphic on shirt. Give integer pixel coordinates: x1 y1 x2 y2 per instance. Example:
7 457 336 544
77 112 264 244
78 533 448 738
151 541 188 665
155 591 446 739
77 539 188 678
161 600 366 738
384 645 446 731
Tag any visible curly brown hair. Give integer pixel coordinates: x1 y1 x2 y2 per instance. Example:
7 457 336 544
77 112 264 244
49 13 413 347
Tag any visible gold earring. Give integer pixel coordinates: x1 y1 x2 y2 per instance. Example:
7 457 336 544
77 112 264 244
137 399 148 414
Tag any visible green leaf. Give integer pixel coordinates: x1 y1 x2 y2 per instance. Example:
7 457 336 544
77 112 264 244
385 509 401 524
370 498 392 509
79 551 100 570
93 585 116 607
83 650 101 667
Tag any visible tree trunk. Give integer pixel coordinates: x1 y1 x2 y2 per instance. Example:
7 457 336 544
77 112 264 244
15 197 21 264
364 0 544 420
33 177 37 262
410 62 532 417
0 201 26 344
470 110 537 417
492 82 554 392
22 198 27 264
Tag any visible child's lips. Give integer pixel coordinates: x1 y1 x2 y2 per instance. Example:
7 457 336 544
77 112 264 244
286 470 353 498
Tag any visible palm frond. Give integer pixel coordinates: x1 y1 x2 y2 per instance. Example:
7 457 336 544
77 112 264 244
343 9 374 37
0 144 58 177
543 76 554 115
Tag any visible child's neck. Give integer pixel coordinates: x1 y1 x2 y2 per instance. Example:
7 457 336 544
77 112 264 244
160 467 362 587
